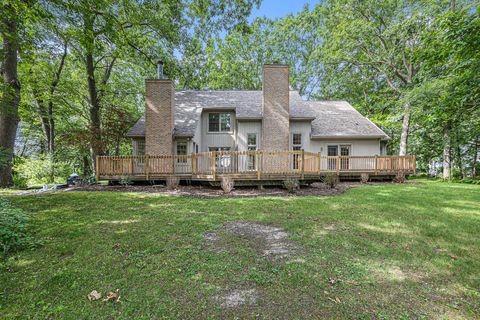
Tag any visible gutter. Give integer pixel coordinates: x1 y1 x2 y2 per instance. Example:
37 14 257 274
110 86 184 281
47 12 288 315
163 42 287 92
311 135 390 140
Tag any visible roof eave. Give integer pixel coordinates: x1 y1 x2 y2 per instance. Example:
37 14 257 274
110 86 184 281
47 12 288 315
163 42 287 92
290 117 315 121
311 135 390 140
236 117 263 121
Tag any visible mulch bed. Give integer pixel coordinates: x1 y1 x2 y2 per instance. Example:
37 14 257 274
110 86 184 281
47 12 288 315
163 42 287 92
73 183 352 198
71 181 419 198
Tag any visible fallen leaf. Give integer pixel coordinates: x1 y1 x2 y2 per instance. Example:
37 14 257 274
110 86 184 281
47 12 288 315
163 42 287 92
87 290 101 301
103 289 120 302
327 297 341 304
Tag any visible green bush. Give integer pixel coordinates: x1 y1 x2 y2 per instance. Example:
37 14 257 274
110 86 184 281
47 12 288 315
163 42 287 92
13 156 72 187
0 198 35 257
283 178 300 193
323 172 339 189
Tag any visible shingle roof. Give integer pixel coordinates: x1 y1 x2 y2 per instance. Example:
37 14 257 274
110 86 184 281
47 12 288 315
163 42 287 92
307 101 390 139
127 90 389 140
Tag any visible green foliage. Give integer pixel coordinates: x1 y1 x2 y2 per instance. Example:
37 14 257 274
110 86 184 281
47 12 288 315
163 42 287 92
322 172 339 189
0 197 34 256
283 178 300 193
13 157 71 187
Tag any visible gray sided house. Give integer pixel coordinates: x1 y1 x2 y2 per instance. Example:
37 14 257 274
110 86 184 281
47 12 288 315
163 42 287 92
127 64 390 159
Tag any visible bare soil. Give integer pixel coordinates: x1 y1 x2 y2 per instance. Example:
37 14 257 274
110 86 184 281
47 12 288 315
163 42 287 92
205 221 299 259
205 221 300 308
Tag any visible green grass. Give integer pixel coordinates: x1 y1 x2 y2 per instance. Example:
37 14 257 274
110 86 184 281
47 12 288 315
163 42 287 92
1 180 479 319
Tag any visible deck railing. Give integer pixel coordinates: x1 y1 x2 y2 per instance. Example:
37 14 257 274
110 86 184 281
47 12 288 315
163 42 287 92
96 151 416 180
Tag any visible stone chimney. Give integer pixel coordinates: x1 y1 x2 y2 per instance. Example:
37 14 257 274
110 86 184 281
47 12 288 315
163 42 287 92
145 61 174 155
262 63 290 150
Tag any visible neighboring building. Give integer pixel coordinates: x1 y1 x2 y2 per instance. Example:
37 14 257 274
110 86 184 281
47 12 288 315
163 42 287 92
127 63 389 159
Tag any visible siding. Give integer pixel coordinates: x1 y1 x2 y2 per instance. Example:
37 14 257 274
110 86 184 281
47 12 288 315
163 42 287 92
309 139 381 156
289 121 312 150
200 111 236 152
237 121 262 151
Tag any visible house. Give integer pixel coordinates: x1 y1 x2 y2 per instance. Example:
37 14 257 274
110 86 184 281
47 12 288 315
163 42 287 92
127 63 389 158
96 63 415 181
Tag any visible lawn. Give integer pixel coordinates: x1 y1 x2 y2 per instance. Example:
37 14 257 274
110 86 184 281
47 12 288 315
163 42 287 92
1 181 479 319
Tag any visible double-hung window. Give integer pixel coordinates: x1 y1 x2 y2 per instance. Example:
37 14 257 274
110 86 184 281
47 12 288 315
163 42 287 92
176 141 187 163
208 113 231 132
136 139 145 156
292 133 302 169
247 133 257 170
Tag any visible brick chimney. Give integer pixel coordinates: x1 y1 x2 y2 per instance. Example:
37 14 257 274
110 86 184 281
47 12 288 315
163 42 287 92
145 61 174 155
262 63 290 150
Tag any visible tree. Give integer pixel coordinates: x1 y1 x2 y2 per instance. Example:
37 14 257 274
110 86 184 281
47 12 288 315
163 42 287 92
0 2 21 186
414 4 479 179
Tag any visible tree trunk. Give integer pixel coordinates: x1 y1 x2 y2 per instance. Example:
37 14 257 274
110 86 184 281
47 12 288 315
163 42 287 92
399 100 410 156
443 126 451 180
86 52 103 177
455 144 463 178
0 5 20 187
473 140 478 178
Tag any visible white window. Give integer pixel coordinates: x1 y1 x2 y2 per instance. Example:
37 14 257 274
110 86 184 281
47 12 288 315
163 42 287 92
208 113 232 132
292 133 302 150
247 133 257 151
292 133 302 169
176 141 187 163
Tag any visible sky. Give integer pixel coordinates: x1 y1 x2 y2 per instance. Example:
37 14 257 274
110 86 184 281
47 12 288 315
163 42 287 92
249 0 318 21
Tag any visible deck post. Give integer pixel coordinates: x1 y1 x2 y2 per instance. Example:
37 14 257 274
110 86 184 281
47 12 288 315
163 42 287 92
317 152 321 175
301 149 305 179
336 156 340 175
212 152 216 180
145 154 149 180
257 151 261 180
374 155 378 175
171 155 175 175
192 153 196 175
95 156 100 182
129 157 133 175
413 155 416 175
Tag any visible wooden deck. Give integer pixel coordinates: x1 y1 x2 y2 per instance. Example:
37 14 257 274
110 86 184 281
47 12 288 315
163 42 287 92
96 151 416 182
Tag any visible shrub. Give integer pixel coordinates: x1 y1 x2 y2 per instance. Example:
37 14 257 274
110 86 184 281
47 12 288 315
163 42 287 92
360 173 370 184
323 172 339 189
0 198 35 257
283 178 300 193
166 176 179 190
119 175 133 187
13 156 71 187
394 171 406 183
220 176 234 193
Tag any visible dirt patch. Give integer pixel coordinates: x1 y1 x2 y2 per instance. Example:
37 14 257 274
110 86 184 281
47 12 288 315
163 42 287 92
205 221 299 259
215 289 258 308
206 221 299 309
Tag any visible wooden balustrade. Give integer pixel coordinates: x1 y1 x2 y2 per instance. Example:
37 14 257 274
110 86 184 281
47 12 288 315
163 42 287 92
96 152 416 180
